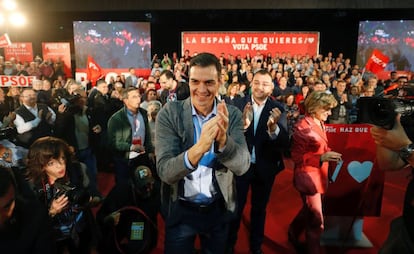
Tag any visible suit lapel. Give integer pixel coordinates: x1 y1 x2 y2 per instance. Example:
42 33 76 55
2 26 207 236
255 98 272 135
183 99 195 147
305 116 328 143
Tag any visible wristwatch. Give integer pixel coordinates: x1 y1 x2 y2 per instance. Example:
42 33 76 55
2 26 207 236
399 143 414 164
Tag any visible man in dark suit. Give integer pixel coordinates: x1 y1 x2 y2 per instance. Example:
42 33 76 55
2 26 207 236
228 69 290 254
158 69 190 105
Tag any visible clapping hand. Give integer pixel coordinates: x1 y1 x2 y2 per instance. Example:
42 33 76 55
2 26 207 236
267 107 281 132
216 100 229 149
242 102 253 129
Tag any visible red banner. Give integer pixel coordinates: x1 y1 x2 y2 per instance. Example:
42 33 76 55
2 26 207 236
182 31 319 58
324 124 384 217
4 42 33 64
0 33 11 48
0 75 35 87
42 42 72 78
365 49 390 74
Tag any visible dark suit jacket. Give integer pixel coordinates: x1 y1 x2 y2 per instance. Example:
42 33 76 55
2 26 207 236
234 96 290 177
159 81 190 105
329 90 352 121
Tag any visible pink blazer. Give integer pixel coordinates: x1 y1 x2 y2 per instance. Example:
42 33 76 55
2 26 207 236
291 116 331 194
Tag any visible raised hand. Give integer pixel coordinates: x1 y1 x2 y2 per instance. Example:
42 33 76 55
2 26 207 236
242 102 253 129
267 107 281 132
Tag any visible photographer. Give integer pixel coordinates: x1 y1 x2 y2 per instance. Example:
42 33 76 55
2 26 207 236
26 136 98 254
54 88 103 201
370 114 414 253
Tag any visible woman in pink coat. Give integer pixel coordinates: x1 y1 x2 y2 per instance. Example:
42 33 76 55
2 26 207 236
288 91 342 254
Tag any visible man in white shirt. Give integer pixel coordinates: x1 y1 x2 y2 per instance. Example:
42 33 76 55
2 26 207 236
14 88 56 148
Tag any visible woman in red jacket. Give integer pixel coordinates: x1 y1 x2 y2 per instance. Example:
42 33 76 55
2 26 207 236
288 91 342 254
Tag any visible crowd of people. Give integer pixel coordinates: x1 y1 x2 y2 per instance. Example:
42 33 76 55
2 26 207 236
0 49 412 254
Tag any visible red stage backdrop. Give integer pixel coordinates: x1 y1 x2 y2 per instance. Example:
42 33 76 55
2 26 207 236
4 42 33 64
182 31 320 58
324 124 384 217
42 42 72 78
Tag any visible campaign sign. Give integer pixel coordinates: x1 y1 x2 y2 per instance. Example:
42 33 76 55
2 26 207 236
324 124 384 217
42 42 72 78
182 31 319 58
0 75 35 87
4 42 33 63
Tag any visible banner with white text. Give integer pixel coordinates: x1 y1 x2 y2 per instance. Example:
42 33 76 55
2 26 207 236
42 42 72 78
324 124 384 217
4 42 33 64
181 31 320 58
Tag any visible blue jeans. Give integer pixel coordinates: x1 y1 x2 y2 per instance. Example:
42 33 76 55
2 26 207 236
164 201 229 254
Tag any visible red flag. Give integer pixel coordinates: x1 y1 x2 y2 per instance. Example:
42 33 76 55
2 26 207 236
365 49 389 74
0 33 12 48
86 55 104 86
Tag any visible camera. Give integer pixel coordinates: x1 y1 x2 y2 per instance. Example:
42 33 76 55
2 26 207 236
54 94 81 108
54 180 91 206
0 127 17 140
357 97 414 130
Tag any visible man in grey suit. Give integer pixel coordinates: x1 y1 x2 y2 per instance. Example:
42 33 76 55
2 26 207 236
155 52 250 254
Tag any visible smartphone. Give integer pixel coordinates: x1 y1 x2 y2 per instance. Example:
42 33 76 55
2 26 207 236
130 222 144 240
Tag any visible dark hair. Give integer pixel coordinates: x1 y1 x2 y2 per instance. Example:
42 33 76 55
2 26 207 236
253 69 273 80
96 79 107 86
189 52 222 79
145 88 157 96
0 167 16 197
26 136 75 185
160 69 174 80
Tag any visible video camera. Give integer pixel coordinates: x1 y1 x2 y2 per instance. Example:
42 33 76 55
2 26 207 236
357 83 414 129
54 94 81 108
54 180 91 207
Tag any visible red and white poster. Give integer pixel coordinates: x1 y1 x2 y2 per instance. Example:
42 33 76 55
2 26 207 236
4 42 33 64
182 31 320 58
324 124 384 217
0 33 11 48
0 75 35 87
42 42 72 78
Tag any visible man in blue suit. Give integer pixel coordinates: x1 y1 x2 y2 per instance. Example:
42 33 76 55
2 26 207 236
228 69 290 254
